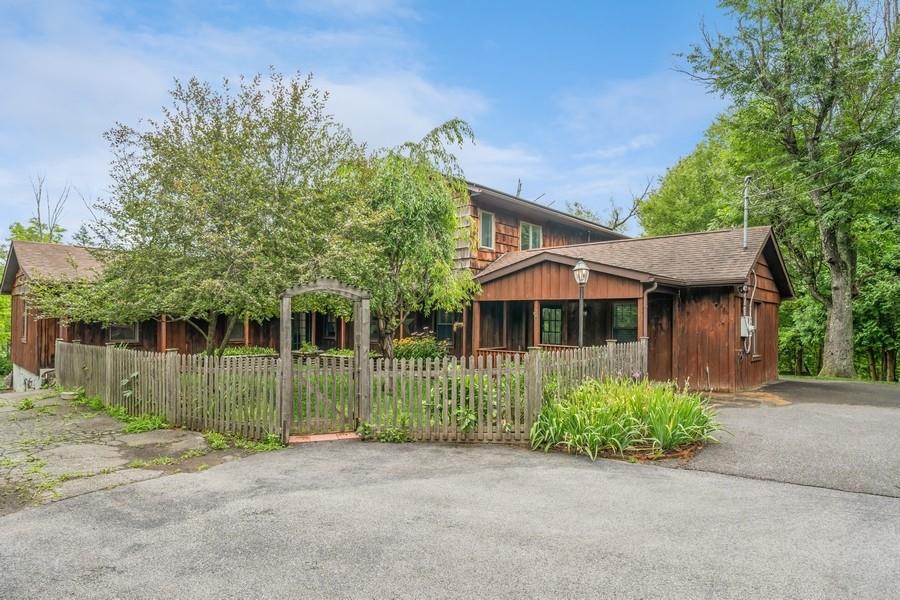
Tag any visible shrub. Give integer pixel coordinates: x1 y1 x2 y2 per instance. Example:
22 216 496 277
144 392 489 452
297 342 319 354
394 333 449 360
321 348 354 357
531 378 719 460
219 346 278 357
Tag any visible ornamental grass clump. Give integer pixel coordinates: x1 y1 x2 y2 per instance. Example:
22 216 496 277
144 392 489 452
530 379 719 460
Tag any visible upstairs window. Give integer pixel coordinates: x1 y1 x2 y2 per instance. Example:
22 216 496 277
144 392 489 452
108 323 140 344
479 210 495 249
612 302 638 342
520 222 543 250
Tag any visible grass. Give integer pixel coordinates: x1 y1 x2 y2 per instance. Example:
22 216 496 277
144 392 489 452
17 398 34 411
63 388 169 433
203 430 284 452
531 378 720 461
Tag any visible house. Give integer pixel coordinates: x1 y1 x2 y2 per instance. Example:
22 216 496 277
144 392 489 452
471 226 793 390
1 182 792 392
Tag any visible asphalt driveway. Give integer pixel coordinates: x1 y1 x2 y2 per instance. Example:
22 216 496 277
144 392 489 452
679 378 900 497
1 441 899 599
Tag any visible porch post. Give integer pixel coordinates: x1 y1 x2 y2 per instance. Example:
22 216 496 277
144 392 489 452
461 307 469 357
472 301 481 355
532 301 541 347
310 311 317 347
502 301 508 349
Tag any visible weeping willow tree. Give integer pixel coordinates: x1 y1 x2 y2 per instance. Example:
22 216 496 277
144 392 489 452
324 119 480 358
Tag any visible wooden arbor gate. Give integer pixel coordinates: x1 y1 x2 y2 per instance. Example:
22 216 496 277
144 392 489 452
279 279 371 440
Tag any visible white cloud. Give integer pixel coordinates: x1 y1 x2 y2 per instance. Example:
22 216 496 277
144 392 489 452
573 133 659 160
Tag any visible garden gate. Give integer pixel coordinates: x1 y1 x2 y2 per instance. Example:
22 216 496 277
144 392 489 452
279 279 371 439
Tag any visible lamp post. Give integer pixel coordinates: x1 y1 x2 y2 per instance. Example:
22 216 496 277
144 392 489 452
572 260 590 347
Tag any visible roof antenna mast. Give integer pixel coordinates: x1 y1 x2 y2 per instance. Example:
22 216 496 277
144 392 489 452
516 178 523 198
742 175 752 250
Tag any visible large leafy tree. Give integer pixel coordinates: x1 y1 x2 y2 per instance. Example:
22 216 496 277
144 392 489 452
30 72 360 355
325 120 479 358
682 0 900 377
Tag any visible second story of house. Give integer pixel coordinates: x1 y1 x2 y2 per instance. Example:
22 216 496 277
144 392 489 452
457 182 627 273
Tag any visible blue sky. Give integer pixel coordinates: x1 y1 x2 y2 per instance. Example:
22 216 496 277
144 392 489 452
0 0 732 238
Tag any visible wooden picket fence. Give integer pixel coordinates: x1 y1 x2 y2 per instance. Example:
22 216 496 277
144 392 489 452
56 341 281 440
55 338 647 443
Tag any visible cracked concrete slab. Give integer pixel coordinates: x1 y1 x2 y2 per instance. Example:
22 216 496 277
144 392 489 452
51 469 163 501
36 444 131 476
117 429 206 452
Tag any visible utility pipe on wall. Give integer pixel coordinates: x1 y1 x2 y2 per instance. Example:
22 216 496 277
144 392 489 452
642 280 659 338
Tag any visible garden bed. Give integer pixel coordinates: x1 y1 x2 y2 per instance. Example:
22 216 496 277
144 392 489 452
531 379 720 461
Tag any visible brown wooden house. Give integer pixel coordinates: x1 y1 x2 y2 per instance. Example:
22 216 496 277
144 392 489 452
470 226 793 391
2 183 792 392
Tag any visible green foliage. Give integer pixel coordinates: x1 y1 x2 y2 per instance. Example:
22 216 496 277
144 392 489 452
296 342 319 354
28 71 360 356
203 431 229 450
203 430 284 452
122 414 169 433
17 398 35 411
393 333 449 360
218 346 278 357
680 0 900 377
638 118 741 235
530 379 719 460
321 348 354 357
0 295 10 378
376 413 412 443
324 119 479 357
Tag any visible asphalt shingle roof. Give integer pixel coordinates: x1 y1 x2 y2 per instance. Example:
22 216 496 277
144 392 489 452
1 240 103 293
476 226 780 288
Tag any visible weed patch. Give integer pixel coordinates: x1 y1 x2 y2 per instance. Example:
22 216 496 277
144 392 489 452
203 431 284 452
17 398 34 411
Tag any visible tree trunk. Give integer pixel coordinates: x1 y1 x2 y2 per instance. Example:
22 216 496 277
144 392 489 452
205 311 218 355
794 347 803 376
887 350 896 383
818 224 856 378
880 350 888 382
867 349 878 381
216 316 239 357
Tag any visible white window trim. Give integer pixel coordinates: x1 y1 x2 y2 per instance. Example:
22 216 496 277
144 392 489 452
108 323 140 344
520 221 543 250
479 210 495 250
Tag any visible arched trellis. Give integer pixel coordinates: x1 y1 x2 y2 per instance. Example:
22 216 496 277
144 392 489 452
279 278 371 440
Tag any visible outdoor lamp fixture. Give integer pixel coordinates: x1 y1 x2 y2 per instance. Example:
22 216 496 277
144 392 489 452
573 259 590 347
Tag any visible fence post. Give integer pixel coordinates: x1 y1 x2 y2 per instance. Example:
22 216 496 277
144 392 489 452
279 295 292 443
525 347 543 432
165 349 178 423
104 342 114 404
639 337 649 379
606 339 617 379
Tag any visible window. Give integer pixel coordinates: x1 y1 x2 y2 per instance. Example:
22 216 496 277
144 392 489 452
108 323 139 344
291 313 308 351
752 302 761 357
435 310 457 341
612 302 638 342
228 320 246 343
20 299 27 343
541 305 562 345
323 314 337 340
520 222 543 250
479 210 495 249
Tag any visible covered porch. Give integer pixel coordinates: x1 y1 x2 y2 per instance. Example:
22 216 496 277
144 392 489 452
470 255 658 358
471 299 640 356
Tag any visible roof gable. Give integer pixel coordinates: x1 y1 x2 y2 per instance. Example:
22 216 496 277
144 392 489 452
1 241 103 294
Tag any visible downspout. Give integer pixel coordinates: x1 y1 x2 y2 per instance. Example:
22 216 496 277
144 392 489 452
642 280 659 337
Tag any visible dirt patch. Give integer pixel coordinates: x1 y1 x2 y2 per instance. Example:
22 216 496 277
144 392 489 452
707 390 792 408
